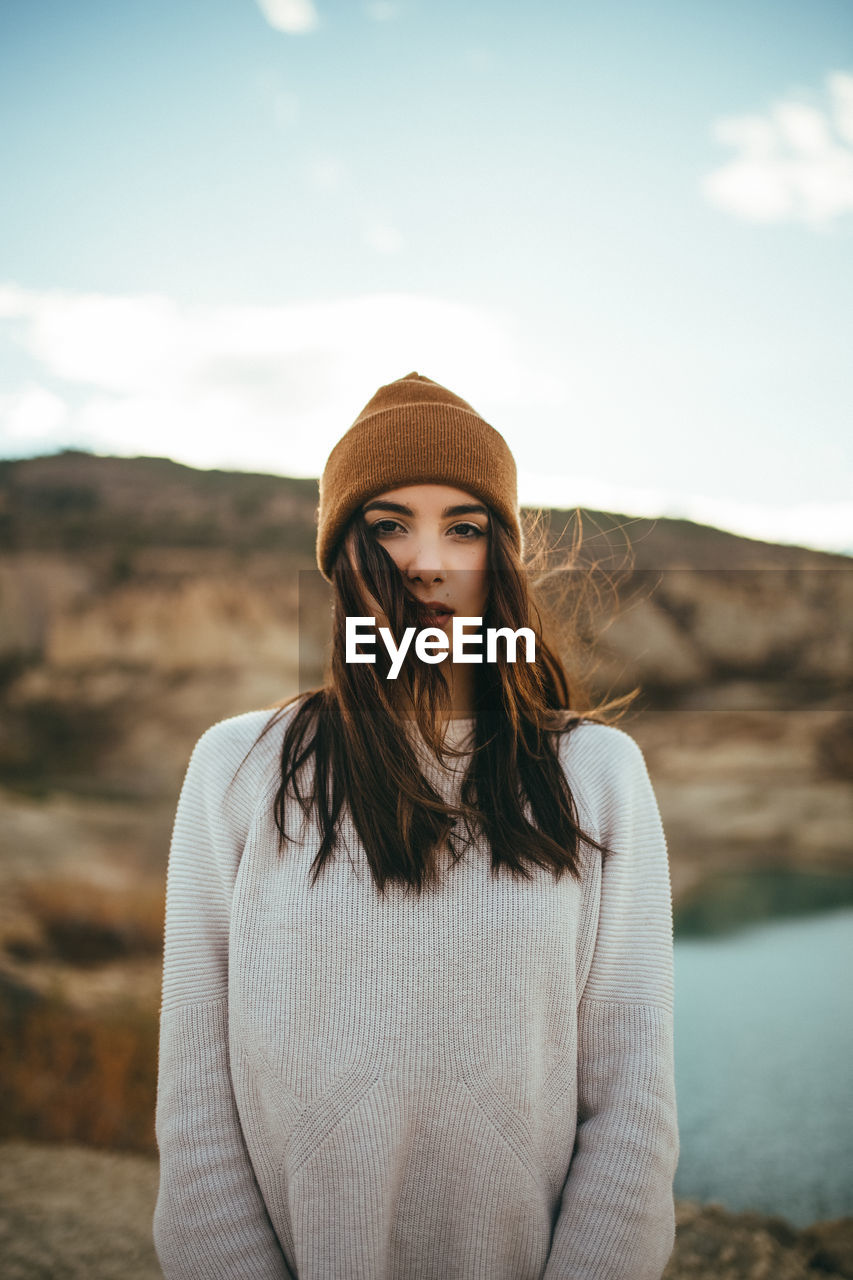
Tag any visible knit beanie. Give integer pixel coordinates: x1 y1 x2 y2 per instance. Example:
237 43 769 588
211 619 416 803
315 372 522 582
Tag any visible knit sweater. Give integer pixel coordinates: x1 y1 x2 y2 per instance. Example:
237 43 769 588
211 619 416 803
153 704 679 1280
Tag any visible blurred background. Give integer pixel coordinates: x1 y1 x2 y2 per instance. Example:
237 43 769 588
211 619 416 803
1 1 852 1277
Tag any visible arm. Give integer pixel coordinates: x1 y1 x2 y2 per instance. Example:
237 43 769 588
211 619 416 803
153 716 295 1279
543 729 679 1280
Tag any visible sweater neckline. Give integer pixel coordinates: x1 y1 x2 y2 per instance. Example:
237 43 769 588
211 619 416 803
403 716 476 762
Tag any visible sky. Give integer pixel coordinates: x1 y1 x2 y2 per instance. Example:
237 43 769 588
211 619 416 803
1 0 851 555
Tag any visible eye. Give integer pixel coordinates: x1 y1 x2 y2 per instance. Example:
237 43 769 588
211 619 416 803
368 519 487 539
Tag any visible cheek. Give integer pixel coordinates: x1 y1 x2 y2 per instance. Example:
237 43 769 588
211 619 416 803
465 559 490 608
380 544 406 572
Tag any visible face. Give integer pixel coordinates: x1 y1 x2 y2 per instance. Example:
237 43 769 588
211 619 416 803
359 484 490 629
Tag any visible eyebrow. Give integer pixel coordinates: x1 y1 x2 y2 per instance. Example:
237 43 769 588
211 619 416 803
362 500 490 519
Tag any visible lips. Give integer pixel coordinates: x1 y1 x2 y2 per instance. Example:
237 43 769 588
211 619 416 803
416 601 455 625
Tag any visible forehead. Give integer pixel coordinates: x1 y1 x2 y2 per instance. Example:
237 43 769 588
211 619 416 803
362 483 489 518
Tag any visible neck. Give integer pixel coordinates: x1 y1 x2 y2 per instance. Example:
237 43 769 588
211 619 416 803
396 664 477 721
445 662 477 718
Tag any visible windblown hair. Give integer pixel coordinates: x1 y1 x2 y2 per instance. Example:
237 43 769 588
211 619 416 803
249 503 639 897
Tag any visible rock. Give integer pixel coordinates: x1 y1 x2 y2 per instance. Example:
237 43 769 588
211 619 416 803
800 1217 853 1277
665 1201 852 1279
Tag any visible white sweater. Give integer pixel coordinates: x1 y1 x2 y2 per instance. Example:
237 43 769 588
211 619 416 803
153 704 679 1279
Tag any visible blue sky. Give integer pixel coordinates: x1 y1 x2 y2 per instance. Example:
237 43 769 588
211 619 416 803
1 0 851 553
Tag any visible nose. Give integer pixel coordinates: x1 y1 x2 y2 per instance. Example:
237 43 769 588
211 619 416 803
400 533 447 584
404 562 445 586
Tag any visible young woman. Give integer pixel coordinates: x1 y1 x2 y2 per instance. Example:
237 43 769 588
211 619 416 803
153 372 679 1280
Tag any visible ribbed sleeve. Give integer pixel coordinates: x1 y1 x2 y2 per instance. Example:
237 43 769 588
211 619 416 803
543 728 679 1279
153 714 295 1279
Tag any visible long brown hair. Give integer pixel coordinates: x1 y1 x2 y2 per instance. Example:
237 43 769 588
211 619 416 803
249 500 638 896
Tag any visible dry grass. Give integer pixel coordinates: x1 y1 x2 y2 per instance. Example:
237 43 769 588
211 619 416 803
0 987 158 1153
0 868 164 1152
17 876 164 966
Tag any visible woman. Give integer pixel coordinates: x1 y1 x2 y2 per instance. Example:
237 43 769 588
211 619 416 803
153 372 679 1279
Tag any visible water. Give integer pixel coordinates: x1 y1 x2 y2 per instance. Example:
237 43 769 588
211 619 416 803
673 907 853 1225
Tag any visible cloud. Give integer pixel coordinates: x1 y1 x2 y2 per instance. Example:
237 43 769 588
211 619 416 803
363 218 405 254
702 70 853 225
667 492 853 556
518 469 853 557
0 285 530 476
0 386 69 442
256 0 319 35
830 68 853 144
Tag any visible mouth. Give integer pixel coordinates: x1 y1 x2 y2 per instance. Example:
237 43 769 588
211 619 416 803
416 601 455 627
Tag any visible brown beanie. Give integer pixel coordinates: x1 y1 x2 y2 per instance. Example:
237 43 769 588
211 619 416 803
316 372 522 581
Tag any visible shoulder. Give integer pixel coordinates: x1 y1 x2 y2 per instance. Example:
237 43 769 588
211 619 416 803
193 697 306 760
557 717 647 779
183 700 304 815
555 719 655 832
191 707 285 768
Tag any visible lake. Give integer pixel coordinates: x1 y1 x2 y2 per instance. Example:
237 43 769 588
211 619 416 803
673 906 853 1226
